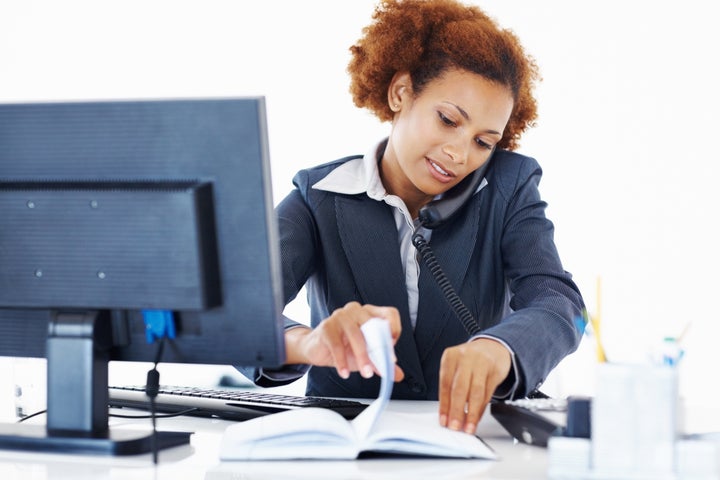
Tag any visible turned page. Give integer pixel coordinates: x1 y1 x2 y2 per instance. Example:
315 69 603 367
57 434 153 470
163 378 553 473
349 317 395 441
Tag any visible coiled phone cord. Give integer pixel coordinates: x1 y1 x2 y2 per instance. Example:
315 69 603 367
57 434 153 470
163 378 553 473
412 231 481 336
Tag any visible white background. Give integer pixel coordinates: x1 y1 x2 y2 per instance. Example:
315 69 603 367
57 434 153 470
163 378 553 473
1 0 719 419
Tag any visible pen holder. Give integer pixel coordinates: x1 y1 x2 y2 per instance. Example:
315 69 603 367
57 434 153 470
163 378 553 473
591 362 679 477
12 357 47 420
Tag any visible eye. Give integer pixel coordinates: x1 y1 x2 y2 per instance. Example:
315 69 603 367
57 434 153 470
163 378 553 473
475 137 493 150
437 111 456 127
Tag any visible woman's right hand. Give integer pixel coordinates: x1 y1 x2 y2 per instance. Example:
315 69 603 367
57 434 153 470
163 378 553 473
285 302 404 381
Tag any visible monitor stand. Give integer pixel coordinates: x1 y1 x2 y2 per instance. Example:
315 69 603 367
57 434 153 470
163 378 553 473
0 310 192 455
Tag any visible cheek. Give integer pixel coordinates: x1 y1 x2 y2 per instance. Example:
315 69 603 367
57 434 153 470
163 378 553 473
390 117 418 160
406 113 435 140
395 116 436 160
390 110 440 171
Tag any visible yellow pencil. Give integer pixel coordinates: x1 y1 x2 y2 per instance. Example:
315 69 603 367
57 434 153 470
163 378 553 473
592 276 607 363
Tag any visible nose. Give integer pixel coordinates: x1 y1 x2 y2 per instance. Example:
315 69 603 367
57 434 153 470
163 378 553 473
441 137 469 165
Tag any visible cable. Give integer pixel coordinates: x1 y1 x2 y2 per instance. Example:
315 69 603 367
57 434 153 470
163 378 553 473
110 408 200 419
20 408 202 421
15 409 47 423
146 337 165 465
412 231 481 336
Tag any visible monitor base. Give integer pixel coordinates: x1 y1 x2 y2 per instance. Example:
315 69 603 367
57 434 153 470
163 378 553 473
0 423 192 455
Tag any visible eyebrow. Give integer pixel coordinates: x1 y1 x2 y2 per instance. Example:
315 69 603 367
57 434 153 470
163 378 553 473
444 101 502 136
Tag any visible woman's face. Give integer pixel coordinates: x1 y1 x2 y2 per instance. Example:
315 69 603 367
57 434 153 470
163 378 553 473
382 69 514 212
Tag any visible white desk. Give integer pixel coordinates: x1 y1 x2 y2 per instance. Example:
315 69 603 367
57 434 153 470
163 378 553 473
0 401 548 480
2 399 718 480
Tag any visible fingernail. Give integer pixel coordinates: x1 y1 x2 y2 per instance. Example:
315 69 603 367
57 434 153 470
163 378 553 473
449 420 462 431
464 423 476 434
439 414 448 427
339 368 350 379
362 365 373 378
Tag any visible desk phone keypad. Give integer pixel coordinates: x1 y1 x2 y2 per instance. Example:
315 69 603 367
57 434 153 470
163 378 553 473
503 397 568 412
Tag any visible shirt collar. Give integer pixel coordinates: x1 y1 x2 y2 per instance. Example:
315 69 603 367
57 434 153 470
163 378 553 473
311 139 388 201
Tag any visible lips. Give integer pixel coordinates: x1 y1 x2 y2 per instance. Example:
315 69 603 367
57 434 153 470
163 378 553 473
426 158 454 183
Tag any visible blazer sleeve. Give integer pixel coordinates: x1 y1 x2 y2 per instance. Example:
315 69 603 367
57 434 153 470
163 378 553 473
481 159 584 396
234 179 320 386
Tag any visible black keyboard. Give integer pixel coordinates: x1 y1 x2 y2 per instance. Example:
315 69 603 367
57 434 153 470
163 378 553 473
108 385 369 421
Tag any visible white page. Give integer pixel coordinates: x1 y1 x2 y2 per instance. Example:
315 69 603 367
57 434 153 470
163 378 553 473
350 318 395 441
219 407 358 460
362 410 496 458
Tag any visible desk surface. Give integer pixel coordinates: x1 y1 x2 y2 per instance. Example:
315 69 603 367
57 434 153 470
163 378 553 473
1 399 718 480
0 400 548 480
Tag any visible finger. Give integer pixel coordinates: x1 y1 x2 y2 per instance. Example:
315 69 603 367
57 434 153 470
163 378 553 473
322 303 367 378
342 320 374 378
446 366 472 432
438 350 458 428
463 374 490 434
320 321 352 379
393 364 405 382
326 339 351 379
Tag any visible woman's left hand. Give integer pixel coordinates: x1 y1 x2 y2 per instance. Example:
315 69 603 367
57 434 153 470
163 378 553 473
437 337 512 434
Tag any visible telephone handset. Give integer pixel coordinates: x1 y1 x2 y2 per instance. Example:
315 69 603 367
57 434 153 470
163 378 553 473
412 154 493 336
417 154 492 229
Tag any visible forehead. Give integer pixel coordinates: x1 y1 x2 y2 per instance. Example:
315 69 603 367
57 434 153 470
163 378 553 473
422 69 514 128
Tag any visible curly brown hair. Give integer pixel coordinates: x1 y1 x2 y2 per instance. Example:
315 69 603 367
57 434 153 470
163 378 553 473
348 0 539 151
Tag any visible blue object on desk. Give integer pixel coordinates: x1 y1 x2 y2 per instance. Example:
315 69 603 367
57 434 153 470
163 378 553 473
143 310 176 343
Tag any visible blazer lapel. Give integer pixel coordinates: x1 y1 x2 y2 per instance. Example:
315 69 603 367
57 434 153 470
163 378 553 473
335 195 424 382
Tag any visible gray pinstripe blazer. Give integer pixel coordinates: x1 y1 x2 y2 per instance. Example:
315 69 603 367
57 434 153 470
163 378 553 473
241 146 584 400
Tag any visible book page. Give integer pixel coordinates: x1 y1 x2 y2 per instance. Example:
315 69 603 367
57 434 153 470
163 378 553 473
350 318 395 441
219 407 358 460
362 409 497 459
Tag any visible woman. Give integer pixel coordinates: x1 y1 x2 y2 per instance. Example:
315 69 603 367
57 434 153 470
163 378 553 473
239 0 585 436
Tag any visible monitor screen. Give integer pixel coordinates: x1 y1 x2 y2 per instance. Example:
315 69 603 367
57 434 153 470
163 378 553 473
0 98 286 454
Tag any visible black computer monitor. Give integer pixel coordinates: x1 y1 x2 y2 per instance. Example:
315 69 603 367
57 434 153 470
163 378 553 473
0 98 286 454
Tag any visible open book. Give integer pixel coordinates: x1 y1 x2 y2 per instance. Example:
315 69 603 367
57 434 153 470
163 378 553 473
219 318 496 460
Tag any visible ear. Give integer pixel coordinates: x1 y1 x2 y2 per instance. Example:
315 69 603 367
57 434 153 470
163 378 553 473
387 72 412 112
